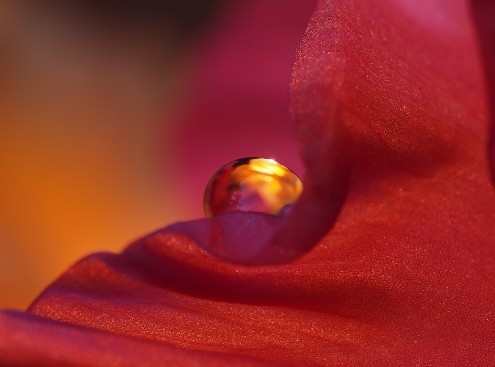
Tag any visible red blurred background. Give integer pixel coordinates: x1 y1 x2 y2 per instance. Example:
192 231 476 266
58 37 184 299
0 1 314 309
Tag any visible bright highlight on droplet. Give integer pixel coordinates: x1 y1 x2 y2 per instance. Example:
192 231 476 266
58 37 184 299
203 157 303 217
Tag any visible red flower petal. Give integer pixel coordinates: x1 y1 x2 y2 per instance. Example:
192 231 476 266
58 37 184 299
470 0 495 181
0 311 278 366
2 0 495 365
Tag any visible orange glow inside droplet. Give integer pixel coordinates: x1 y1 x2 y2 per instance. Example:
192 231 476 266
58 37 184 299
203 157 303 217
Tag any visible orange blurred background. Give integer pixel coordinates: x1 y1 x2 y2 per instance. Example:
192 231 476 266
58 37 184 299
0 0 220 309
0 0 314 310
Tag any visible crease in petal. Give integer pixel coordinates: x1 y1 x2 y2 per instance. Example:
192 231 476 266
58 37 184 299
3 0 495 366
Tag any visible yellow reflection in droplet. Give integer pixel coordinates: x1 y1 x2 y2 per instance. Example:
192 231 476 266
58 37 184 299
204 157 303 216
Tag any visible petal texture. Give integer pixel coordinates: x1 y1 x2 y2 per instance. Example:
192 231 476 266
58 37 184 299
470 0 495 182
2 0 495 366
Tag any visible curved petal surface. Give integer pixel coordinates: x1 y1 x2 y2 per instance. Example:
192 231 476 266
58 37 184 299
1 0 495 366
470 0 495 182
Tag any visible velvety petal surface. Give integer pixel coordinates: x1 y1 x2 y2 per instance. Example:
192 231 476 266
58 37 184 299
470 0 495 182
2 0 495 366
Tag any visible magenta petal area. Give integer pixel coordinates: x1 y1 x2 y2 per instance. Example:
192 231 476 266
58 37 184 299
166 213 283 263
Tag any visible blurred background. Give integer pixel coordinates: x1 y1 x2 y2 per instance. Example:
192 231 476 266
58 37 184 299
0 0 314 309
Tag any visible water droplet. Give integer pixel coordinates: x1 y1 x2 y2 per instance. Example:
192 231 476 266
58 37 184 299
203 157 303 217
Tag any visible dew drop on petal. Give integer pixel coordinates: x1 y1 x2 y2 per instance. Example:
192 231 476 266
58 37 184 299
203 157 303 217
